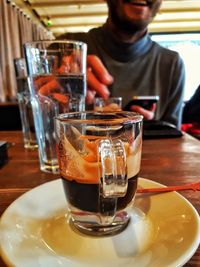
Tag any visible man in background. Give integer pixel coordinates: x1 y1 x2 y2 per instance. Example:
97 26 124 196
60 0 185 128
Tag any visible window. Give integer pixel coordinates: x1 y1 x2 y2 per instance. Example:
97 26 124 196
151 33 200 101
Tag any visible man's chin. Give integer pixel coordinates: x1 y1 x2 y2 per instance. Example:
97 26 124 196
117 20 148 35
108 0 154 35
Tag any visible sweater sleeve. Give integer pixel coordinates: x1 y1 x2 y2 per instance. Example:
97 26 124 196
162 55 185 129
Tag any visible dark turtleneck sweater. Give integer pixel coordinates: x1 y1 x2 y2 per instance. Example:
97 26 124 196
61 24 185 128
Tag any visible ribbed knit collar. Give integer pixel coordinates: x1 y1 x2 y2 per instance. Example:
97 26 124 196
92 24 153 62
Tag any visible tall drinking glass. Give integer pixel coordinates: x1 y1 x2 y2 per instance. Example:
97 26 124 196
94 97 122 111
55 111 143 236
14 58 37 149
24 40 87 173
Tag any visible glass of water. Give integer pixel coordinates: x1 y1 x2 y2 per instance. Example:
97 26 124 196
94 97 122 111
14 58 37 150
24 40 87 173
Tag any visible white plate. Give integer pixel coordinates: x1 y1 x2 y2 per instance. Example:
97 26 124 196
0 178 200 267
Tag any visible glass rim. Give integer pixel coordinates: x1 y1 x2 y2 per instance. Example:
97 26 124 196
94 96 122 100
55 111 143 124
24 39 87 48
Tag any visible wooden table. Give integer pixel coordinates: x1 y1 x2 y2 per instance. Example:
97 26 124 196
0 131 200 267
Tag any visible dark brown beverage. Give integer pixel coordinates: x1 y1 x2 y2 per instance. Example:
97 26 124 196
55 111 143 235
62 174 138 213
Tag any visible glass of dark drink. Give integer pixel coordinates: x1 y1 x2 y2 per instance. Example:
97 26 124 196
55 111 143 236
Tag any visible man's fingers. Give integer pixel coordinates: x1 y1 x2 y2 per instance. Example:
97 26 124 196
38 79 62 95
149 103 157 112
130 105 155 120
86 89 96 105
51 93 69 104
34 76 53 88
87 55 113 85
87 69 110 98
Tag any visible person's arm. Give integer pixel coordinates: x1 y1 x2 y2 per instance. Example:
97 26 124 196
86 55 157 120
162 56 185 129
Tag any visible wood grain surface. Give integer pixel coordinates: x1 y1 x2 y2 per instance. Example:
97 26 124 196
0 131 199 267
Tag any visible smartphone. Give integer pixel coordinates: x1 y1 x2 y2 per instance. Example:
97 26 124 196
124 96 159 110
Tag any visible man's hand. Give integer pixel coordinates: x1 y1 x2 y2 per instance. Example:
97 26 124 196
86 55 113 104
35 55 114 106
130 103 157 120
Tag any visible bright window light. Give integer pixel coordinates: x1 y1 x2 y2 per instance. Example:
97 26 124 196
151 33 200 101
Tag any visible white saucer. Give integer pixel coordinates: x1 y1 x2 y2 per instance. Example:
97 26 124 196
0 178 200 267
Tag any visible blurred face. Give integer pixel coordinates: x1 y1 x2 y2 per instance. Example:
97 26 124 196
106 0 162 34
